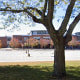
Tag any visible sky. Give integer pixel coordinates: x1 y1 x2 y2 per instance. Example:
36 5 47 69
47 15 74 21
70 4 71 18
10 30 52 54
0 20 80 37
0 23 47 36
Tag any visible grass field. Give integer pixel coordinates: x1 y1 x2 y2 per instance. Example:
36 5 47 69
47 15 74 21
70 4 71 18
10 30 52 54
0 61 80 80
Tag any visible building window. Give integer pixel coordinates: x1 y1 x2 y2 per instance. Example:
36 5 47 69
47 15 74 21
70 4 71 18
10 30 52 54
46 31 49 34
31 30 49 35
77 36 80 40
19 40 22 43
24 37 27 41
37 31 49 35
7 37 11 41
37 31 40 34
43 37 50 40
33 37 40 40
32 31 37 35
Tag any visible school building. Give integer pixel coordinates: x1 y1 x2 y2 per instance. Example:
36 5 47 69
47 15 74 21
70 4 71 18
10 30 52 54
0 30 80 48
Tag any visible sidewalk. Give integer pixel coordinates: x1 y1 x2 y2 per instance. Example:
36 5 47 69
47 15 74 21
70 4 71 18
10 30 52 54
0 49 80 62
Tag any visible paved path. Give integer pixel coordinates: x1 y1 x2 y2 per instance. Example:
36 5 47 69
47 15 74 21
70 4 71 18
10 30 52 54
0 48 80 62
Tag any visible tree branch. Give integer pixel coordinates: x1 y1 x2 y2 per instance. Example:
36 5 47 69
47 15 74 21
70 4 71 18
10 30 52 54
47 0 54 22
64 13 80 44
41 0 47 19
43 17 59 44
25 7 42 16
32 16 42 23
0 7 23 13
0 7 42 23
59 0 76 35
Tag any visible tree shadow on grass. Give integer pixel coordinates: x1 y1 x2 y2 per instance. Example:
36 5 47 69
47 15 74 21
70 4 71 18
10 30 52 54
0 65 53 80
0 65 80 80
50 66 80 80
66 66 80 80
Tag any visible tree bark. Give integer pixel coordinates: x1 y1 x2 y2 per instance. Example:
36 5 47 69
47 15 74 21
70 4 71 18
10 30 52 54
52 37 66 77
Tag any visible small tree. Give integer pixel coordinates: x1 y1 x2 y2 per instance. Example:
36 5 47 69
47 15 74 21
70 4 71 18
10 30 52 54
50 40 54 48
0 40 2 48
9 38 21 48
40 38 50 48
78 41 80 46
68 40 80 49
26 37 39 48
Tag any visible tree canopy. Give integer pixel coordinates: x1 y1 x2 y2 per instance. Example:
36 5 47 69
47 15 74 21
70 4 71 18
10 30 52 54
0 0 80 32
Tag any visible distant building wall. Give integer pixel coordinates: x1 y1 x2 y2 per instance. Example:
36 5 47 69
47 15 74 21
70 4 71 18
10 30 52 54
72 35 78 41
0 37 7 48
77 36 80 41
12 31 52 48
74 32 80 41
67 34 80 48
31 35 50 40
10 31 80 48
31 30 49 35
12 35 29 44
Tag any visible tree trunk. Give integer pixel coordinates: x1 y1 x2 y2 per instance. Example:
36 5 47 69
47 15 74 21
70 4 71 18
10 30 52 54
52 38 66 77
43 19 66 77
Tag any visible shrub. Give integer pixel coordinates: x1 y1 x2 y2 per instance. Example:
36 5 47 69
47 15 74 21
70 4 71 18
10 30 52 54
9 38 21 48
40 39 50 48
25 37 39 48
0 40 2 48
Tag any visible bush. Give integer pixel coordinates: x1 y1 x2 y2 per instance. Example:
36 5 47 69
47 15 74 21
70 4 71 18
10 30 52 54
0 40 2 48
9 38 21 48
24 37 39 48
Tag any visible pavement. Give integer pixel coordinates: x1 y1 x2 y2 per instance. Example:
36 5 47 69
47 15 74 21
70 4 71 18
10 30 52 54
0 48 80 62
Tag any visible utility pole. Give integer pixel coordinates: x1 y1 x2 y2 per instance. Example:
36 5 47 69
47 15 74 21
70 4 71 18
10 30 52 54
26 33 30 57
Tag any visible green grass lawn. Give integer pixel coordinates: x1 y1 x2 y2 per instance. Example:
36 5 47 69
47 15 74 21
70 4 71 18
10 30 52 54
0 61 80 80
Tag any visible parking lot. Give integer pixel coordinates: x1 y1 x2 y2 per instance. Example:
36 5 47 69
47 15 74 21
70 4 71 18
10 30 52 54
0 48 80 62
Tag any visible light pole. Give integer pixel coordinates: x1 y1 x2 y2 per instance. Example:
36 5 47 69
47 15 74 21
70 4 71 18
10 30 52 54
26 33 30 57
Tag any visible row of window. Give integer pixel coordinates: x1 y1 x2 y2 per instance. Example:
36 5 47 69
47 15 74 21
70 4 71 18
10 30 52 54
33 37 50 40
32 31 49 35
24 37 50 41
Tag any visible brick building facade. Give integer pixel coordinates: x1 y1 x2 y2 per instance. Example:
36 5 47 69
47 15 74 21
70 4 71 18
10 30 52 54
0 30 80 48
10 31 80 48
67 32 80 49
11 30 52 48
12 35 29 44
0 37 7 48
31 30 50 40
